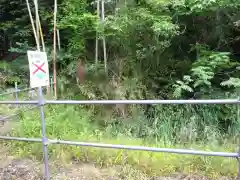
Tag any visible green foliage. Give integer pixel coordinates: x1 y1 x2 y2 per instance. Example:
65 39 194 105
0 61 21 86
0 0 240 177
173 45 240 97
221 77 240 88
6 104 239 178
103 5 179 76
173 75 193 98
58 0 97 58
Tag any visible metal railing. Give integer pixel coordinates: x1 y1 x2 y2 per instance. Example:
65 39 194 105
0 83 40 122
0 86 239 180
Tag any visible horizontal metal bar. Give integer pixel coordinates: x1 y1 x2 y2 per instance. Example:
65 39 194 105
46 99 240 105
0 136 238 158
0 136 42 142
0 106 39 122
0 87 34 96
0 83 55 96
0 101 38 104
49 139 239 157
0 99 239 105
0 114 18 122
0 91 17 96
20 105 39 112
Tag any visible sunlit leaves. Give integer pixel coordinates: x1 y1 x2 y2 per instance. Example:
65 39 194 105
152 16 179 38
173 46 239 98
191 66 214 87
173 75 193 98
221 78 240 88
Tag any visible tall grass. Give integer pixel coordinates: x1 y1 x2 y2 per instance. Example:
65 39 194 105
1 79 239 179
5 103 238 179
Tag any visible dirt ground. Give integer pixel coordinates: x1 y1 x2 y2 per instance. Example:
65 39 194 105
0 154 236 180
0 142 236 180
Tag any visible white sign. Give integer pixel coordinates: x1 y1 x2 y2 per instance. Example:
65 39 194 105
27 51 50 88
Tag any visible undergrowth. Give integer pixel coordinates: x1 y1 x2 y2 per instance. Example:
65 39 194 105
5 103 239 179
0 81 239 179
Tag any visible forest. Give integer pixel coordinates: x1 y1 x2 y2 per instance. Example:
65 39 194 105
0 0 240 179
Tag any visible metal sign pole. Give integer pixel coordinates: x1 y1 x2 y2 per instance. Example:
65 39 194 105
27 50 51 179
237 89 240 180
38 86 50 180
237 143 240 180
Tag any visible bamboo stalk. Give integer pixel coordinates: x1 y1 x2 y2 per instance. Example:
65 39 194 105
33 0 49 96
34 0 39 43
26 0 40 50
53 0 57 99
33 0 46 51
57 29 61 50
39 20 50 96
101 0 107 74
95 0 100 64
38 20 46 52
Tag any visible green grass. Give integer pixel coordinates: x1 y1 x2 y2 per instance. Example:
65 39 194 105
3 103 238 179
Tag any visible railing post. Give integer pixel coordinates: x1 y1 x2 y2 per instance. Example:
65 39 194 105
238 150 240 180
14 82 19 108
237 91 240 180
38 86 50 180
50 77 53 97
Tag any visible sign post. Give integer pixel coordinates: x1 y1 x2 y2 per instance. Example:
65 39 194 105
27 50 50 180
27 50 50 88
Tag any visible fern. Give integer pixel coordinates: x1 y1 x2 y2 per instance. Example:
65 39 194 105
173 76 193 98
191 66 214 87
221 78 240 88
173 47 239 98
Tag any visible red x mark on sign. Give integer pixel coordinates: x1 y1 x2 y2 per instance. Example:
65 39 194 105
32 63 46 75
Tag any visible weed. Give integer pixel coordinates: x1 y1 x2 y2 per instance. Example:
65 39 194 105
3 103 238 179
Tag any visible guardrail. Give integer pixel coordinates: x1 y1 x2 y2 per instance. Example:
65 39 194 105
0 86 239 180
0 83 40 122
0 82 54 122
